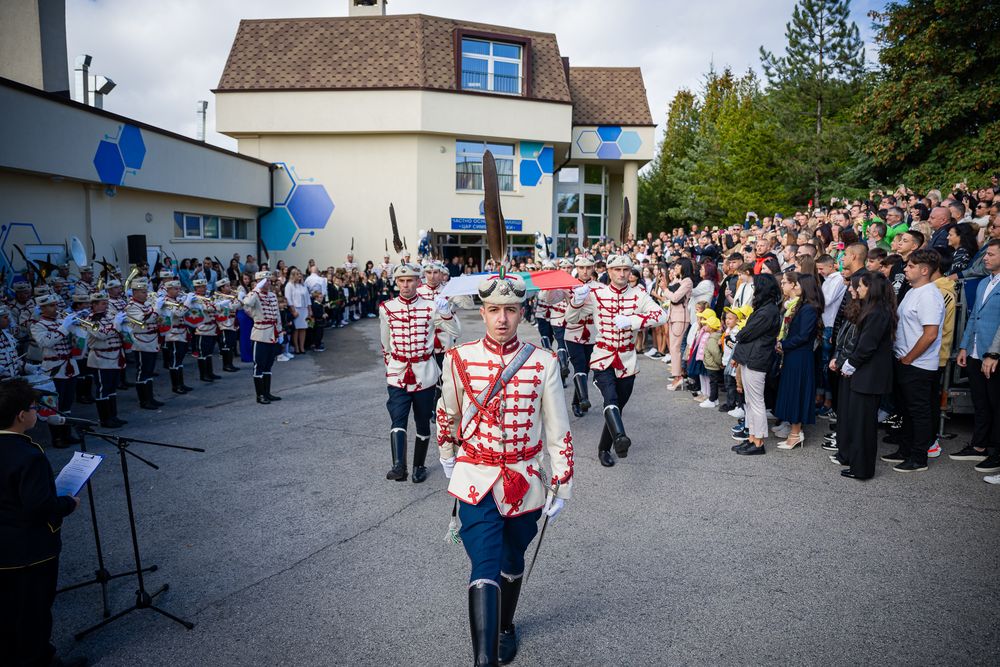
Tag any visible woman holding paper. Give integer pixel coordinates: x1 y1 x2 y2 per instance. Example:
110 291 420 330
0 378 84 667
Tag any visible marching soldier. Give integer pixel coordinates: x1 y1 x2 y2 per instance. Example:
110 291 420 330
86 290 128 428
243 270 283 404
125 278 165 410
564 255 600 417
73 264 95 299
9 281 33 346
566 252 666 467
68 294 94 405
436 271 573 666
0 306 30 379
106 279 133 390
214 278 241 372
29 295 81 448
187 279 222 383
379 263 458 483
157 279 195 394
417 261 462 370
538 259 573 382
155 269 174 296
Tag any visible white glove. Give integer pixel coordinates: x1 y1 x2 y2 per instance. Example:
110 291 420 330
841 360 856 377
572 284 591 306
113 311 127 330
24 363 41 374
255 278 269 291
184 293 196 307
155 295 166 311
435 296 452 315
613 314 632 330
440 456 456 479
543 495 565 524
219 298 233 309
58 313 78 334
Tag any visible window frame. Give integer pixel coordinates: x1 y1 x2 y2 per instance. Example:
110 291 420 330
174 212 251 241
453 29 532 99
455 140 516 193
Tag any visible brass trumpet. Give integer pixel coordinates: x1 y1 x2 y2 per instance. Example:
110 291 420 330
57 309 99 331
162 298 186 311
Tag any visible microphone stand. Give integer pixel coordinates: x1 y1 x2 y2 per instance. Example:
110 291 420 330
56 423 156 619
73 431 204 640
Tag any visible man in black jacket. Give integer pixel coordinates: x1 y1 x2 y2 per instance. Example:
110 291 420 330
0 379 82 667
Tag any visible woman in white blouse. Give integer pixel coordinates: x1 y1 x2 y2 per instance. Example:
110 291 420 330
284 267 310 355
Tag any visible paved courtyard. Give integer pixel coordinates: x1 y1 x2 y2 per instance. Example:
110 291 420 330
44 313 999 666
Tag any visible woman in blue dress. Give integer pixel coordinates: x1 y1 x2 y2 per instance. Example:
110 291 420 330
774 272 825 449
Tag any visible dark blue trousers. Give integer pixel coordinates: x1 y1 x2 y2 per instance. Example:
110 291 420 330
552 325 567 352
593 368 635 409
566 341 593 376
136 351 158 384
536 318 553 348
252 340 279 378
458 491 541 583
386 385 435 437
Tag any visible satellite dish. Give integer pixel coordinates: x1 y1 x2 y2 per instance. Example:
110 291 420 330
69 236 88 268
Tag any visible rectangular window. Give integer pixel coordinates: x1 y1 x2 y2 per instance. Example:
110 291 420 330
203 216 220 239
557 167 579 184
174 213 251 240
184 215 201 238
456 140 515 191
460 38 522 95
584 165 604 185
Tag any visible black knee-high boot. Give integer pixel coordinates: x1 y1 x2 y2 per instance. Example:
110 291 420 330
386 429 407 481
603 405 631 457
411 435 430 483
573 374 590 411
469 581 500 667
498 575 523 664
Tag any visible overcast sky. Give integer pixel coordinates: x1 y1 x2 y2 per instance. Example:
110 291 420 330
66 0 885 151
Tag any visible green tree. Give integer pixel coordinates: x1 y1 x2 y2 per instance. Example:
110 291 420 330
638 88 699 235
760 0 865 204
859 0 1000 190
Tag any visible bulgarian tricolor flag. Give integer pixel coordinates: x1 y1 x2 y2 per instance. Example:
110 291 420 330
440 270 581 298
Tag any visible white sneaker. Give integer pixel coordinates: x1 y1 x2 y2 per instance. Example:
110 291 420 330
699 399 718 408
644 348 657 357
276 353 291 362
927 440 942 458
766 409 777 421
984 474 1000 485
727 406 745 419
661 354 672 363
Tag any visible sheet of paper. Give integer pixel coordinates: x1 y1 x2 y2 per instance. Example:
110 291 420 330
54 452 103 497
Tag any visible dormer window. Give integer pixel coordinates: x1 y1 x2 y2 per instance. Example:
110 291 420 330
461 38 522 95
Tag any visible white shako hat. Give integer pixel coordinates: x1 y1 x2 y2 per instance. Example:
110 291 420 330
574 255 595 267
192 278 208 287
478 270 526 305
557 257 573 269
392 263 421 280
541 259 557 270
216 277 231 288
159 270 174 279
36 294 61 307
164 279 182 289
606 253 634 269
131 278 150 291
105 279 122 288
254 270 273 281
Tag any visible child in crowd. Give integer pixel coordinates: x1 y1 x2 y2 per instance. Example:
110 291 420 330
719 306 747 416
277 295 295 360
306 288 327 352
686 307 713 402
701 311 724 408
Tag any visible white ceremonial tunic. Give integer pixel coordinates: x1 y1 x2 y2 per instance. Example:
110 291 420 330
436 335 574 516
379 294 458 392
564 279 602 345
30 318 79 379
87 314 124 370
416 282 462 353
539 290 568 327
565 282 666 378
125 297 160 353
242 290 281 344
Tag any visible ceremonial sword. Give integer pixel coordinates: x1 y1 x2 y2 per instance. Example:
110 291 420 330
524 479 561 585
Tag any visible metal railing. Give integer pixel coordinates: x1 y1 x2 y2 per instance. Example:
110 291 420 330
460 70 522 95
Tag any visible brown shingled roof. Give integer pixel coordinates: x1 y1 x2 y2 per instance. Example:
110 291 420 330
215 14 572 104
568 67 654 126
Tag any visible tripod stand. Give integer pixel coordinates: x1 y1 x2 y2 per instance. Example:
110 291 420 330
73 432 204 641
56 425 156 618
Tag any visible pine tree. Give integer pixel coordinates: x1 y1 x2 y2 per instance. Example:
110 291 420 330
859 0 1000 189
760 0 865 204
638 89 699 234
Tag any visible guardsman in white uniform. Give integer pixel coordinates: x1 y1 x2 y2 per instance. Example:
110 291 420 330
564 255 601 417
566 252 666 467
73 264 95 299
86 290 128 428
417 261 463 394
243 270 282 404
187 278 222 383
66 294 94 405
9 281 33 345
157 279 195 394
125 278 165 410
214 278 241 373
106 279 133 391
538 258 573 382
436 271 573 666
379 263 459 483
0 306 35 379
29 294 81 448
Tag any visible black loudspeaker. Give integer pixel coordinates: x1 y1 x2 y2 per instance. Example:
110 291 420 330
127 234 147 264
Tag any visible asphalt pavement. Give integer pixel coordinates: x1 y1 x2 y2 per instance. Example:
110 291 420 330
41 312 999 666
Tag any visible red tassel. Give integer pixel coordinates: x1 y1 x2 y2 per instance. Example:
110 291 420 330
501 467 530 509
611 352 626 372
403 364 416 386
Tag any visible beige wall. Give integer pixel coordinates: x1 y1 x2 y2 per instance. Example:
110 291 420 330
239 132 558 268
0 0 43 89
0 170 256 274
217 89 572 144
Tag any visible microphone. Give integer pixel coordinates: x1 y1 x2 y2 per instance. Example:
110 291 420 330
47 414 99 428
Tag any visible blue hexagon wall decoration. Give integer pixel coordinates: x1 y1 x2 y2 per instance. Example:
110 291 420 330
273 163 296 206
287 184 334 230
617 131 642 155
519 160 543 187
93 140 125 186
597 125 622 142
597 142 622 160
118 124 146 169
260 207 297 252
576 130 601 154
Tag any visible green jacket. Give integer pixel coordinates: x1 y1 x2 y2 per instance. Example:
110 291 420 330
703 331 723 371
